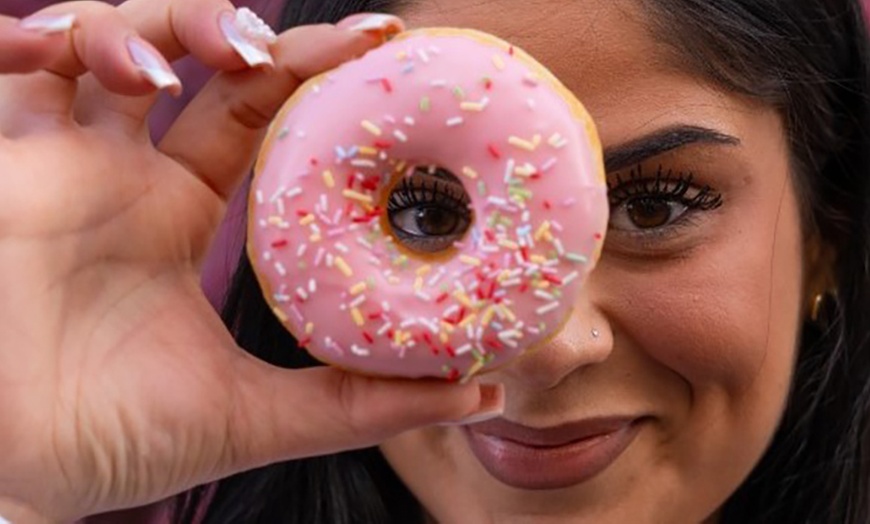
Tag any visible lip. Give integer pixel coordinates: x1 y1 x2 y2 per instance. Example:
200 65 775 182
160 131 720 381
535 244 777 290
463 417 642 490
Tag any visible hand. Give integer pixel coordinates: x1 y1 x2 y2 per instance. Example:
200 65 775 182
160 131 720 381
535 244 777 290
0 3 503 522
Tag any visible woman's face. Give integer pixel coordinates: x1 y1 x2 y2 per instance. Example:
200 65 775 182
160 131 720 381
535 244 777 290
379 0 806 522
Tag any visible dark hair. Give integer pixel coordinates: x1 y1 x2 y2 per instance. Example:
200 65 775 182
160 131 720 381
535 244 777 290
174 0 870 522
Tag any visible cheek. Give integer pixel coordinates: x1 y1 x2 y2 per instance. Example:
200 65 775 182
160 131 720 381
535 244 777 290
602 184 803 410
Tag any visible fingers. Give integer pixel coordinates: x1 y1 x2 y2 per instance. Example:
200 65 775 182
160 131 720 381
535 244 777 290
157 19 403 201
227 363 504 470
0 14 73 73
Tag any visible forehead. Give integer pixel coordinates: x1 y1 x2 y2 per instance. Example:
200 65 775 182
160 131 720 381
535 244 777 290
396 0 756 147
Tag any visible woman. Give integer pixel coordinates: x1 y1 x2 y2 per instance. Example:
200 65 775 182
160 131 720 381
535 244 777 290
0 0 867 523
175 0 870 522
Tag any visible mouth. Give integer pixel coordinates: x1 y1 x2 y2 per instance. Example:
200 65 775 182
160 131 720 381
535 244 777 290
463 416 643 490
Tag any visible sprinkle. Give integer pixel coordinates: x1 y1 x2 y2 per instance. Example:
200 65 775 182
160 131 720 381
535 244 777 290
299 213 315 226
523 73 540 86
566 252 589 264
548 133 568 148
381 78 393 93
404 116 416 126
322 170 335 188
417 48 431 63
274 262 287 276
335 256 354 277
350 281 368 295
415 290 432 301
305 322 315 335
563 271 580 285
459 255 482 267
377 322 393 336
416 265 432 276
460 99 488 112
351 344 370 356
349 294 366 309
393 129 408 142
492 54 506 70
285 187 303 199
414 276 424 291
536 302 560 315
420 96 431 112
452 85 466 99
342 189 374 204
255 190 264 204
446 116 464 127
462 166 479 180
508 135 540 152
351 307 365 326
308 279 317 293
361 120 382 136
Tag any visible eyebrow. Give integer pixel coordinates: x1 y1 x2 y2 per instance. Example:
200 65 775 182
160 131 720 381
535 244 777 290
603 125 741 172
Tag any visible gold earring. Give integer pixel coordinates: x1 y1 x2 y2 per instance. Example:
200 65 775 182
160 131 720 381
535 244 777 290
810 291 838 324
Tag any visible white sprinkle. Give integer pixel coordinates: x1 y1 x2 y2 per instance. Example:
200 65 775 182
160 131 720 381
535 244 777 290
400 318 418 328
534 289 556 301
415 290 432 302
417 48 430 63
404 116 416 126
262 251 272 261
561 198 577 208
351 344 371 356
456 344 473 356
308 279 317 293
350 294 367 308
393 129 408 142
430 79 448 87
420 318 439 334
563 271 580 285
382 300 392 312
446 116 464 127
290 304 304 323
327 227 347 238
335 242 350 253
314 247 326 267
540 157 558 173
274 262 287 276
504 158 516 184
351 159 377 168
536 302 560 315
255 190 264 204
296 287 309 301
377 321 393 336
270 185 286 202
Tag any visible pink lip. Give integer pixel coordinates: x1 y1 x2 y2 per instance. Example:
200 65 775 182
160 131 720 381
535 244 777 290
463 417 642 490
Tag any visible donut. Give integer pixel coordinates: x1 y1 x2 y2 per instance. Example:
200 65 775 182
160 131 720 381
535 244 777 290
248 28 608 380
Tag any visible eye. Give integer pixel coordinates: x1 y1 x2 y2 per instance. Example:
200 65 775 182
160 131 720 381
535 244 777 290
607 165 722 233
386 166 473 253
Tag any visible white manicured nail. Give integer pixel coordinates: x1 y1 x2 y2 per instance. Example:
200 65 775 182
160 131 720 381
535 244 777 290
219 8 276 68
127 37 182 94
18 13 76 34
347 14 403 34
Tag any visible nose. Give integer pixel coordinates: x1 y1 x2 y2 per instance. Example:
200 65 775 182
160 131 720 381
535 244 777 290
497 288 613 391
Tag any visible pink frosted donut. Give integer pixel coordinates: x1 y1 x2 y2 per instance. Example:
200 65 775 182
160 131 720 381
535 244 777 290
248 28 608 380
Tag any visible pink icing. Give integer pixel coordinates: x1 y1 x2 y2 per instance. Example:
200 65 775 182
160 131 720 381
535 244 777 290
249 29 608 380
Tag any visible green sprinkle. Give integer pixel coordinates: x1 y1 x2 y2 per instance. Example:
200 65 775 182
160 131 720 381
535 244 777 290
420 96 431 112
566 252 589 264
477 180 488 196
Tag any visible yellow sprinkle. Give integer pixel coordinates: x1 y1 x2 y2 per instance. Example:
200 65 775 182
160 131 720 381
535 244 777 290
335 256 354 277
462 166 479 180
361 120 382 136
498 304 517 323
351 307 365 326
514 163 537 177
530 254 548 265
388 276 401 285
458 313 478 329
414 276 424 291
322 170 335 189
453 290 475 309
309 234 322 243
396 51 408 60
459 255 482 267
350 281 368 295
440 331 450 344
342 189 374 204
393 254 409 266
416 264 433 276
267 216 284 226
543 231 554 243
305 322 315 335
535 221 553 242
462 359 487 383
481 305 497 327
358 146 378 156
272 307 288 323
492 54 505 70
395 161 407 173
508 135 537 151
460 101 486 112
440 321 455 334
498 239 519 250
299 214 315 226
393 330 403 345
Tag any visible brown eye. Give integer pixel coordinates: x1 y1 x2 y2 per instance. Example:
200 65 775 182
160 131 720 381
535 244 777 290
611 197 688 231
386 167 473 253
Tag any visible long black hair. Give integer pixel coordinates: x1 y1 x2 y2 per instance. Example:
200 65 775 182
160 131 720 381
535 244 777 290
174 0 870 522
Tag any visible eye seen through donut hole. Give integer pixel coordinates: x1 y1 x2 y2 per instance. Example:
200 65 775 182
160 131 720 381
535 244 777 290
386 165 473 253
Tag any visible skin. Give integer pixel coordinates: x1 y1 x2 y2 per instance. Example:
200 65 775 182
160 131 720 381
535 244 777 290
380 0 805 522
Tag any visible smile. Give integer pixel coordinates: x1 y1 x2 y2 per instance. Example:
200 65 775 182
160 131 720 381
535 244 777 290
463 417 643 490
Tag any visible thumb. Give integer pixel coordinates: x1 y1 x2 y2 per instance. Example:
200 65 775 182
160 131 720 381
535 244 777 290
223 359 504 471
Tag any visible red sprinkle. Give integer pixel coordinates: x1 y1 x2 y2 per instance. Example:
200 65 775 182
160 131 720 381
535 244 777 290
484 337 503 350
446 368 461 382
298 337 311 348
487 144 502 159
271 239 289 248
484 229 496 242
367 310 383 320
295 209 310 217
518 283 529 293
594 232 603 240
346 174 356 189
483 78 493 90
309 157 319 166
362 331 374 344
445 344 457 358
361 176 381 191
543 200 552 210
544 274 563 285
373 140 393 150
435 293 450 304
508 46 515 56
520 246 530 261
381 78 393 93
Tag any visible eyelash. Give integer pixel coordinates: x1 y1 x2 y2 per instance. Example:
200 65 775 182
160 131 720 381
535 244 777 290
607 164 723 212
387 175 471 220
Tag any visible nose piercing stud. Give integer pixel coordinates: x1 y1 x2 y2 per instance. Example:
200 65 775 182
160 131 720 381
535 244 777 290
591 328 600 339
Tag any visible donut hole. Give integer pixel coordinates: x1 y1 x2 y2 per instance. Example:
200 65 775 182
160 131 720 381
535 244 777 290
385 165 474 254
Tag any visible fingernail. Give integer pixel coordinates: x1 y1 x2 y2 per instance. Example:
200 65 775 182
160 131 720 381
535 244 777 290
18 13 76 35
338 14 405 40
441 383 505 426
127 37 182 95
219 8 277 68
